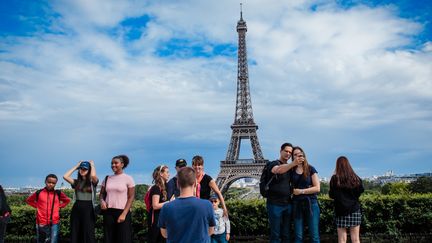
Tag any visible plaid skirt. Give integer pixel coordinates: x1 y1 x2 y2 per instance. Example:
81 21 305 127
335 209 362 228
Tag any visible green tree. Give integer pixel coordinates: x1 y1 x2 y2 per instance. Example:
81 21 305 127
381 182 409 195
363 179 382 194
63 188 74 199
320 181 329 195
409 176 432 193
4 194 28 206
135 184 149 200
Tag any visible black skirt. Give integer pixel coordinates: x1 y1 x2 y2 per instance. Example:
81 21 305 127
335 209 362 228
70 200 96 243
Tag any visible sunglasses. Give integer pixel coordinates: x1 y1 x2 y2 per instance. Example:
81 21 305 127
159 165 166 173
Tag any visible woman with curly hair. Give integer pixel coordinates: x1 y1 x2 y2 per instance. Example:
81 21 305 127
329 156 364 243
100 155 135 243
148 165 170 243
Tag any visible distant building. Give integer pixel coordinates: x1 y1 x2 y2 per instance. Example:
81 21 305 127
371 171 432 185
320 177 329 183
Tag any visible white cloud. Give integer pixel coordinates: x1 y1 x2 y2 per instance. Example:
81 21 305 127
1 0 431 186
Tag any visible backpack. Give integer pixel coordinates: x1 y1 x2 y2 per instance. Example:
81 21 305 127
259 161 278 198
144 186 153 212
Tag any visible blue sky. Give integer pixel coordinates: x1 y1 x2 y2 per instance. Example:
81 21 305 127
1 0 431 187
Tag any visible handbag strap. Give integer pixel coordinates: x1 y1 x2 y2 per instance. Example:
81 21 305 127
102 175 109 200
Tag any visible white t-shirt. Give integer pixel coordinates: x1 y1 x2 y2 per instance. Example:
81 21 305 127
213 208 230 235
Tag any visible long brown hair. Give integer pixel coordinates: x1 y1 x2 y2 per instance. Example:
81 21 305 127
333 156 361 188
75 166 92 192
292 146 310 179
152 165 168 201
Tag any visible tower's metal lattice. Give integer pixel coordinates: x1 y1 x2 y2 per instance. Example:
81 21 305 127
216 10 269 194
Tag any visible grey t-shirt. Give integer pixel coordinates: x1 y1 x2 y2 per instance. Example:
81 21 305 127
73 180 96 201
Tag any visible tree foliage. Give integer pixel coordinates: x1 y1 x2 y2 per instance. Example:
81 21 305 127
320 181 329 195
363 179 382 194
408 176 432 193
135 184 150 201
381 182 409 195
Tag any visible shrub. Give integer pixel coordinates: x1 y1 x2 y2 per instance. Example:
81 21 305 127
4 194 432 241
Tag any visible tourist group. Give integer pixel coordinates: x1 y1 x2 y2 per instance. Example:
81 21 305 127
0 142 364 243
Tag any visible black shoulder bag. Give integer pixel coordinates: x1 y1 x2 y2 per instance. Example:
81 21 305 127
94 175 109 216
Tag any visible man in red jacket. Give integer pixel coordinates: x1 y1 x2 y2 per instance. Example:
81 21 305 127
26 174 70 243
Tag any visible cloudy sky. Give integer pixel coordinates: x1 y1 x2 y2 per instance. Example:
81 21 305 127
1 0 431 187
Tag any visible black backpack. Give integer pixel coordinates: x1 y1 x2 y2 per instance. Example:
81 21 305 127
259 161 278 198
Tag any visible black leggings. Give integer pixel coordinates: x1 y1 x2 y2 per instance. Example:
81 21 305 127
70 200 96 243
103 208 132 243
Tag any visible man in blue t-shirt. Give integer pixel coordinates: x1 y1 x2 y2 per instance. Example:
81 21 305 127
158 166 215 243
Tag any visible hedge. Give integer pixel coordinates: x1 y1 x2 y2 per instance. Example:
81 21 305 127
4 194 432 241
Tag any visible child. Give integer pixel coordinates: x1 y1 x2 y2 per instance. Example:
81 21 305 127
26 174 71 243
209 195 230 243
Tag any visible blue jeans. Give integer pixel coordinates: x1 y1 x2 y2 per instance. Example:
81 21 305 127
293 200 320 243
267 201 292 243
211 232 227 243
36 224 59 243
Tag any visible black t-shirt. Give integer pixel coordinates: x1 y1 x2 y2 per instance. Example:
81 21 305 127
198 174 213 200
148 185 167 226
329 176 364 216
267 160 293 205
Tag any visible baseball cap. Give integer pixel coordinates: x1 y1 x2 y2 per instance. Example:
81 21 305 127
79 161 90 170
175 159 187 168
209 194 218 201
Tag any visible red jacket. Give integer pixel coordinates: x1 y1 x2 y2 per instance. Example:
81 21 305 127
26 188 70 225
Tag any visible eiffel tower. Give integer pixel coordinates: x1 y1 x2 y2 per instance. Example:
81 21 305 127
216 8 269 194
